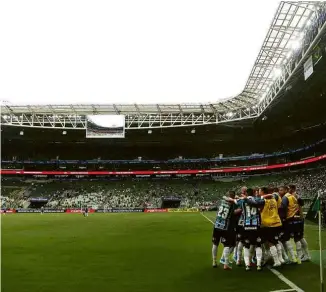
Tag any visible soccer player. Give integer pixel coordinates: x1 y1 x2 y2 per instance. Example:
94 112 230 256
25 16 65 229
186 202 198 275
277 186 291 263
279 186 303 264
233 186 247 266
289 185 311 261
235 188 264 271
259 187 284 267
272 187 282 208
41 206 44 215
212 191 237 270
84 206 89 217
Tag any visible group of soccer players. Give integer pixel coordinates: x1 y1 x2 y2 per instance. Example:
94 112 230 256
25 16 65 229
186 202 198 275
211 185 311 271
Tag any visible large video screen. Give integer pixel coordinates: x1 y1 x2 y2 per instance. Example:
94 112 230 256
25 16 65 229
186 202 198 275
86 115 125 138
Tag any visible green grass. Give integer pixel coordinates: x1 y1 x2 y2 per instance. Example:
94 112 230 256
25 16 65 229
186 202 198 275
1 213 325 292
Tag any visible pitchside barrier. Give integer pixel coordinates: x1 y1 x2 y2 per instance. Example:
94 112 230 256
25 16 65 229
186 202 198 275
1 208 199 214
96 208 144 213
167 208 199 212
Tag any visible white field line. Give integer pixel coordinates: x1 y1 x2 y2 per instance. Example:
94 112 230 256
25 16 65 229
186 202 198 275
200 212 215 224
268 269 304 292
200 212 305 292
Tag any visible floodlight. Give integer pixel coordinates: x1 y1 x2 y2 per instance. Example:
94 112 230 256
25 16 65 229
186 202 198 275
273 68 282 78
62 131 67 135
286 51 292 59
191 129 196 134
291 40 301 50
226 112 233 118
19 131 24 136
148 130 152 134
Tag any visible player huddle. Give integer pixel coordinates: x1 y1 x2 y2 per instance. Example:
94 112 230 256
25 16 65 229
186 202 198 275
211 185 310 271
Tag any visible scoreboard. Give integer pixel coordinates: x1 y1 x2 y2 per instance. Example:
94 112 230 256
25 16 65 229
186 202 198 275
86 115 125 138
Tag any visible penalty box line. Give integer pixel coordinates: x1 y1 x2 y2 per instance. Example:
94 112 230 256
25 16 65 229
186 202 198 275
199 212 304 292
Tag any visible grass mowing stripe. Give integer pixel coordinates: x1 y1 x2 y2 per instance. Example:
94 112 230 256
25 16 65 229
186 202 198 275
199 212 304 292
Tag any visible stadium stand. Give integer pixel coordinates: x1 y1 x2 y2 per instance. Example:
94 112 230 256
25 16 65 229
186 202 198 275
2 167 325 210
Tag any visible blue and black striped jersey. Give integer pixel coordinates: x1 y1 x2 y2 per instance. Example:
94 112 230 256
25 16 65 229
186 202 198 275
214 199 235 230
237 197 263 230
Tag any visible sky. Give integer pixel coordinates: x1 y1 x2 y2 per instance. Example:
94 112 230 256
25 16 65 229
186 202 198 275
0 0 280 105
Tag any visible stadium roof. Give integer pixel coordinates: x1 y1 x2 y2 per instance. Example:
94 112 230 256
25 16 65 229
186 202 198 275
1 1 326 129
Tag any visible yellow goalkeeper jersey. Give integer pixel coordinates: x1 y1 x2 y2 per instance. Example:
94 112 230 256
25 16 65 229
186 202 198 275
261 197 282 228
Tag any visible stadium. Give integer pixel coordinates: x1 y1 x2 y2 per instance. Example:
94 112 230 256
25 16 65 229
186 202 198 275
1 1 326 292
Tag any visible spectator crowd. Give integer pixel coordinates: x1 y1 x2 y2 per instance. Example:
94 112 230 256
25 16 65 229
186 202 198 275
1 168 326 210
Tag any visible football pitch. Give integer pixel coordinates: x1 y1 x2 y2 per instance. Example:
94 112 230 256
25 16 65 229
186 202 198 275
1 212 325 292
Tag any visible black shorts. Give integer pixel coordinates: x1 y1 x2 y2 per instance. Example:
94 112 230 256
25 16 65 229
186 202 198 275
278 224 286 242
236 226 244 241
283 220 303 242
240 228 263 248
212 228 236 247
299 220 304 236
261 227 280 245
